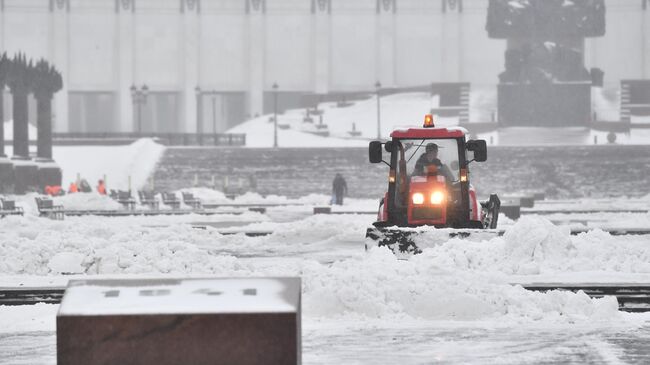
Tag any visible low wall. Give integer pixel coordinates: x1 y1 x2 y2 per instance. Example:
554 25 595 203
152 145 650 199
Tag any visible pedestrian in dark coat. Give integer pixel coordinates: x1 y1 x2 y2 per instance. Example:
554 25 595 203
332 173 348 205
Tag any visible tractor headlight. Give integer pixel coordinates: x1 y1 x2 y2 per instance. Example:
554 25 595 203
412 192 425 205
430 191 445 205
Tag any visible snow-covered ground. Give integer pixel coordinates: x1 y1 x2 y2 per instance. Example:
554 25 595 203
2 191 650 363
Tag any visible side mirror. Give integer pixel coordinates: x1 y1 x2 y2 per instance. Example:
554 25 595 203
369 141 383 163
466 139 487 162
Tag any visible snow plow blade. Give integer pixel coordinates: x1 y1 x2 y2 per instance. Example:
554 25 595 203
365 225 504 255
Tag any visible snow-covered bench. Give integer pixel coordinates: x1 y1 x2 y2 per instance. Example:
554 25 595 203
35 197 64 220
182 192 202 209
138 190 159 210
0 198 24 217
111 190 136 210
161 192 180 209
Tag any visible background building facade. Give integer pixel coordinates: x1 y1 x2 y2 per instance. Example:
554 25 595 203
0 0 648 133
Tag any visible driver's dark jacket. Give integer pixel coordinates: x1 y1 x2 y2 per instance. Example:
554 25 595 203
413 155 455 182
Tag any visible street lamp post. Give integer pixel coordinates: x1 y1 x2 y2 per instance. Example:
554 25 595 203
195 86 202 145
130 84 148 134
375 81 382 140
211 91 217 134
272 82 279 148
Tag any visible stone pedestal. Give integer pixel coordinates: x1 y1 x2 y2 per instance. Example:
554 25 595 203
57 277 301 365
0 157 15 194
35 158 62 191
12 157 39 194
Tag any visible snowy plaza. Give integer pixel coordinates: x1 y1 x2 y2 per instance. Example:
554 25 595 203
2 0 650 364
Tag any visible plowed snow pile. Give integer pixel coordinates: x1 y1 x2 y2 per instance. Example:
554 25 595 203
414 217 650 275
1 214 643 323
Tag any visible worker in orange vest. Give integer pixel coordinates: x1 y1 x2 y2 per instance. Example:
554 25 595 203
45 185 63 196
68 182 78 193
97 179 106 195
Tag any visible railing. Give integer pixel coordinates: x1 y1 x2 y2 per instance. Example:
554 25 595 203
51 132 246 146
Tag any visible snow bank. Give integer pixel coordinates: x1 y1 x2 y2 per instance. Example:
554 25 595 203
1 137 164 191
52 192 122 211
304 248 618 322
413 216 650 275
179 187 372 207
53 138 165 191
0 214 637 322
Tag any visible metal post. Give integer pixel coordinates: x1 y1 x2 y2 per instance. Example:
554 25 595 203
211 92 217 134
375 81 382 140
137 102 142 135
272 82 279 148
195 86 202 145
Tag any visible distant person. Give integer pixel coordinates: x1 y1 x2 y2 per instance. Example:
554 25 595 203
248 175 257 192
78 179 92 193
332 173 348 205
68 182 78 193
414 143 455 182
97 179 106 195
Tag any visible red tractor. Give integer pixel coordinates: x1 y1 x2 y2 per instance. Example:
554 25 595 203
366 115 500 254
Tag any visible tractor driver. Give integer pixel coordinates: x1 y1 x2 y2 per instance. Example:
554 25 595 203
413 143 455 182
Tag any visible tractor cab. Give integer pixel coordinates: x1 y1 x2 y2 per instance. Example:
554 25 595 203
367 115 500 253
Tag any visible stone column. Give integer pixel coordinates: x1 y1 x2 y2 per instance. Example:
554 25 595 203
116 0 135 132
182 0 200 133
11 92 29 157
36 95 53 159
312 0 331 94
376 0 396 87
35 83 63 190
247 0 265 117
9 58 29 158
50 0 69 132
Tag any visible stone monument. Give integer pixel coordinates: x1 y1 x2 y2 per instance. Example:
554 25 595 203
57 277 302 365
487 0 606 127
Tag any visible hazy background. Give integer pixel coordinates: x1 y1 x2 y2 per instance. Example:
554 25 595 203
0 0 646 134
